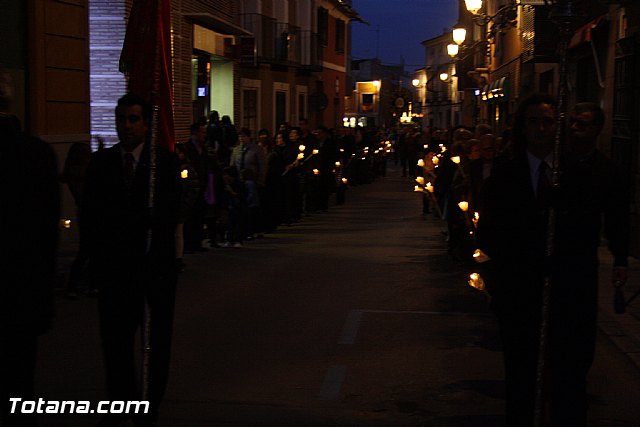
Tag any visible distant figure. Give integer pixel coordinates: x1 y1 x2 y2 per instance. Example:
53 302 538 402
1 72 60 425
61 141 92 297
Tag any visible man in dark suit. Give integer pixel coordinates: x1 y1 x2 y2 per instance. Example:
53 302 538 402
81 93 180 425
477 95 628 426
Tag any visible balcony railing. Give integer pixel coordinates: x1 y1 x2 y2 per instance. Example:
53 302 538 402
241 13 321 68
299 30 323 70
241 13 277 61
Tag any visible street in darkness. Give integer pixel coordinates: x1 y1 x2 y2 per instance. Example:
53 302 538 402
38 166 640 426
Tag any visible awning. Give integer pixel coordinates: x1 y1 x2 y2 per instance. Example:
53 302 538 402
183 13 253 36
481 76 509 103
569 14 607 49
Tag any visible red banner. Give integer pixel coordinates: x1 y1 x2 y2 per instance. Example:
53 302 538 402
120 0 175 150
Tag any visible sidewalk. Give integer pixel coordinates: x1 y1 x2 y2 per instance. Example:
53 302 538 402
597 247 640 369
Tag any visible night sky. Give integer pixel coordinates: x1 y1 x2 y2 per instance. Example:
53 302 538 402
351 0 458 72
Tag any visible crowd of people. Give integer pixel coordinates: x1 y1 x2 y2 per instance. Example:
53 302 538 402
173 113 391 271
2 81 632 426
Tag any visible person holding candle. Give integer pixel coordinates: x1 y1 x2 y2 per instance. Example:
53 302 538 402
476 94 629 426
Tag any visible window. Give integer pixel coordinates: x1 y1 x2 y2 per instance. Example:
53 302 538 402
275 91 287 130
317 7 328 47
242 89 258 135
335 19 345 54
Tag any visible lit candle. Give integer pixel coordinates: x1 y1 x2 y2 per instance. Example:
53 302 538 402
415 176 425 185
432 156 439 165
417 159 425 167
468 273 485 291
297 153 304 160
313 149 319 155
181 169 189 179
458 201 469 212
63 219 72 229
313 169 320 175
299 144 306 152
472 248 491 263
335 161 341 167
425 182 434 193
451 156 461 165
342 178 348 184
414 185 423 192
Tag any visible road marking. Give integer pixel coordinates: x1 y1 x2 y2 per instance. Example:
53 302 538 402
318 365 347 400
339 310 363 345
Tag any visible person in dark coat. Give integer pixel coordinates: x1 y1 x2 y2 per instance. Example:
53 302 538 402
476 95 629 426
1 107 60 426
81 93 180 425
183 122 209 252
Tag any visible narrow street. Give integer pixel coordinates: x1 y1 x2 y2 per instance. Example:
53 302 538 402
38 165 640 426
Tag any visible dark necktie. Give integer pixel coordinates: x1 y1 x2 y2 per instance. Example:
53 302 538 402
537 161 551 206
124 152 135 189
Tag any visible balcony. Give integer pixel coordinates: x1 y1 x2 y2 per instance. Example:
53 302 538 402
241 13 277 62
241 14 318 68
299 30 323 71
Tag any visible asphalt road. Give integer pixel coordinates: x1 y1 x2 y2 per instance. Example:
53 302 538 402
36 165 640 426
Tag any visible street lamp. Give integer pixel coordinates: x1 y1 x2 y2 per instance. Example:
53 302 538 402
452 27 467 45
439 72 449 82
447 43 459 57
464 0 519 28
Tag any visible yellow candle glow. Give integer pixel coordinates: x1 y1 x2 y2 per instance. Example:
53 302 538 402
425 182 434 193
458 201 469 212
335 161 341 167
63 219 72 229
181 169 189 179
416 176 425 185
417 159 425 167
468 273 485 291
297 153 304 160
473 248 491 263
299 144 306 152
451 156 461 164
341 178 348 184
313 149 319 155
414 185 423 192
432 156 439 165
313 169 320 175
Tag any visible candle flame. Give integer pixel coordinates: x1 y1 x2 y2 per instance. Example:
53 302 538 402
297 153 304 160
313 149 319 155
468 273 485 291
335 161 341 167
432 156 439 165
313 169 320 175
458 201 469 212
451 156 461 164
472 249 491 263
63 219 72 229
342 178 348 184
181 169 189 179
299 144 306 152
414 185 423 192
425 182 434 193
417 159 425 167
416 176 425 185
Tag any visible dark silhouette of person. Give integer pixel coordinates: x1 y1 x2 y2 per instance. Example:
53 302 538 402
477 95 629 426
61 141 92 297
81 93 180 425
1 81 60 425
